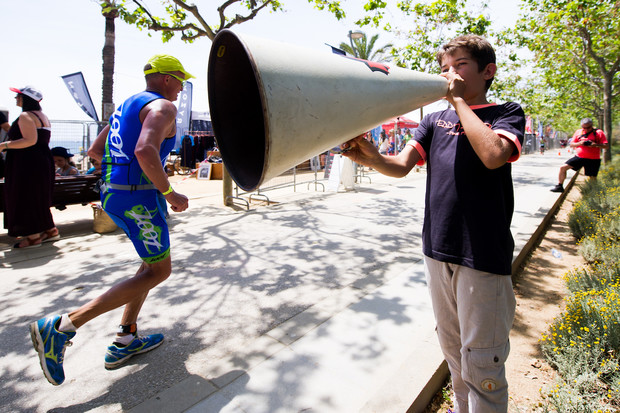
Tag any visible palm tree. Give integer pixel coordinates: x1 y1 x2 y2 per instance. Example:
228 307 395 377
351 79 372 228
101 2 118 122
339 33 393 62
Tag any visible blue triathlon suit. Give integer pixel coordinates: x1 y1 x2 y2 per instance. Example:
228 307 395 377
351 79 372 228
100 91 176 264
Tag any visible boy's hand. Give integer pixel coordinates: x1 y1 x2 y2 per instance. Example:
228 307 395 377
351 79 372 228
341 135 380 167
441 67 466 105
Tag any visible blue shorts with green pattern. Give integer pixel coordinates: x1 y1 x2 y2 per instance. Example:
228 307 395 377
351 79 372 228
101 189 170 264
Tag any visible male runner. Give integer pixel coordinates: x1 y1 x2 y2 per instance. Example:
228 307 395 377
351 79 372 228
30 54 192 385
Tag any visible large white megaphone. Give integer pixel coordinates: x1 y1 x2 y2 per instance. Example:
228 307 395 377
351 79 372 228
207 29 448 192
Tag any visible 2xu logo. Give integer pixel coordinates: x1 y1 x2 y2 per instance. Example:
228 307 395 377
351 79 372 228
125 205 163 254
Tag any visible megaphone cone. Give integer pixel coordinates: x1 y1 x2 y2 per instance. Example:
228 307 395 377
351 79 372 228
208 30 448 191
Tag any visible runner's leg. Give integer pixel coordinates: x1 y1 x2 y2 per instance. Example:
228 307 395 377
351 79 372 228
68 257 172 328
119 259 172 325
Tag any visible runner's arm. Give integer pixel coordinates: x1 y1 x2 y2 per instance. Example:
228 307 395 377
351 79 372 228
87 125 110 161
135 100 188 212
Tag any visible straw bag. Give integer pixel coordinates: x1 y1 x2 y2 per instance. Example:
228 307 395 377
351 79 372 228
92 204 118 233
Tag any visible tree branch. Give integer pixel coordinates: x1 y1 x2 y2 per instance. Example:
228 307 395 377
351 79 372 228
578 25 611 77
218 0 275 30
171 0 216 39
132 0 154 20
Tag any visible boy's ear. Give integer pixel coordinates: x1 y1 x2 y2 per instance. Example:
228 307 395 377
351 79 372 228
482 63 497 80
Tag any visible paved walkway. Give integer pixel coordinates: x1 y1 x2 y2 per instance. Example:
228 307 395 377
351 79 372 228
0 152 574 412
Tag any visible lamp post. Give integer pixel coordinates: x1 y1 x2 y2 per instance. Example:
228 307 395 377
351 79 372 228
347 30 364 57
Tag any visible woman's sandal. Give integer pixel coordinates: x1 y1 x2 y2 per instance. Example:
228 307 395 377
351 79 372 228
13 236 42 249
41 228 61 243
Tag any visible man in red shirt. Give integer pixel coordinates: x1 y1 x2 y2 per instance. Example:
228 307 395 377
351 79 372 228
550 118 608 192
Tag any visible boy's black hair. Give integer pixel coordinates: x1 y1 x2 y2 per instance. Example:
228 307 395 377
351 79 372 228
437 34 496 91
21 94 42 112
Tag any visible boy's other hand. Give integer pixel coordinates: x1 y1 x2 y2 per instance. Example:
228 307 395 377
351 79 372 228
341 135 379 167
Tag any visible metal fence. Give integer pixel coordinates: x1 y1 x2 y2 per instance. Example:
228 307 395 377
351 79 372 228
49 120 106 171
229 155 381 208
227 160 321 207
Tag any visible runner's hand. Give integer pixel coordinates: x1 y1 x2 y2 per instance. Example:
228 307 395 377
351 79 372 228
165 191 189 212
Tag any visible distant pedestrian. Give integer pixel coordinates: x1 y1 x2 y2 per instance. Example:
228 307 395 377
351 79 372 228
51 146 79 176
29 54 193 385
86 157 102 175
378 132 389 155
550 118 608 193
403 128 412 145
2 85 59 249
0 110 9 133
0 109 10 178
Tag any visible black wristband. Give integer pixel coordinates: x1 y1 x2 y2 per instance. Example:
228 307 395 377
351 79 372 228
117 323 137 334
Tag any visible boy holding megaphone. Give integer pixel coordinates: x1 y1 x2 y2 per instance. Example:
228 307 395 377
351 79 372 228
342 35 525 413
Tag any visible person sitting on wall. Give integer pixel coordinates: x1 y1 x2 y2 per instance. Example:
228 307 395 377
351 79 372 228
550 117 608 193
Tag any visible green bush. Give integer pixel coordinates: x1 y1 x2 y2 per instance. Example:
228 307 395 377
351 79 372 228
568 161 620 241
540 271 620 412
579 205 620 264
564 263 620 294
539 158 620 412
582 161 620 197
568 199 601 241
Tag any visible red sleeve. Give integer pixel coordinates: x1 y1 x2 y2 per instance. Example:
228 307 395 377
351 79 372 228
495 130 522 163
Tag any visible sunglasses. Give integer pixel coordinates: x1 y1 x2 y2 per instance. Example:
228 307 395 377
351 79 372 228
162 72 186 87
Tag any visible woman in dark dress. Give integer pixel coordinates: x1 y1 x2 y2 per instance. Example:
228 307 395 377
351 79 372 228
1 86 59 249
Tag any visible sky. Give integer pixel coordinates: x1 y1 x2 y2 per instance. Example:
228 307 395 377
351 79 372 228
1 0 523 123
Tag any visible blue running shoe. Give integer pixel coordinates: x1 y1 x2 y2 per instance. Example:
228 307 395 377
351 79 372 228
104 333 164 369
29 315 76 386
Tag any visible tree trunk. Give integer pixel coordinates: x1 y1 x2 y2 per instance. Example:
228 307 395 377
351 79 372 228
102 7 118 122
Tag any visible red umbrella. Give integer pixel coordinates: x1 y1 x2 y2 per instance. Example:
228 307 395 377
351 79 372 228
382 116 419 133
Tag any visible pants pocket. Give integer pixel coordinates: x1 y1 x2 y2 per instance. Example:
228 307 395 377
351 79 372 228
463 341 510 394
